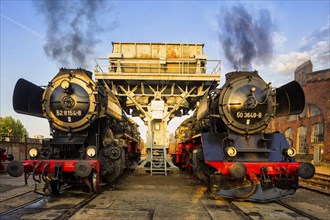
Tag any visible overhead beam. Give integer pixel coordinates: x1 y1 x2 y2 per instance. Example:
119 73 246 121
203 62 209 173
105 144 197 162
95 72 220 82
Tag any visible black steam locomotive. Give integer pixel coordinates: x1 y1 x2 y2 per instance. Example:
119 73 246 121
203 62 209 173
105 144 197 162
7 68 141 194
173 71 315 202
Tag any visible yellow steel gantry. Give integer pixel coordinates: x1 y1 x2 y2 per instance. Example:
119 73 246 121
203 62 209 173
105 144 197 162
95 42 220 175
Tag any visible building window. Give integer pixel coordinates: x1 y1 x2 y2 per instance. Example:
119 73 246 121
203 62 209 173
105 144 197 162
309 104 322 117
311 123 324 143
297 126 307 154
285 128 293 147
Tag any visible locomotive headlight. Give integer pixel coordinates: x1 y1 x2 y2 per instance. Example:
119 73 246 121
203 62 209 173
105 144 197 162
60 80 70 89
86 146 96 158
225 147 237 157
283 147 297 157
282 147 297 157
28 147 39 158
287 148 297 157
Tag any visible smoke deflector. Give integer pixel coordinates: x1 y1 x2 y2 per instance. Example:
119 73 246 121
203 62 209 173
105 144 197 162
13 78 45 118
275 80 305 117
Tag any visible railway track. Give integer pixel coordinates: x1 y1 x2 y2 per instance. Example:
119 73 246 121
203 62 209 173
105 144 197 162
0 191 46 218
202 186 329 220
275 200 319 220
0 170 328 220
55 170 132 220
299 173 330 195
202 198 323 220
0 170 132 220
0 187 92 220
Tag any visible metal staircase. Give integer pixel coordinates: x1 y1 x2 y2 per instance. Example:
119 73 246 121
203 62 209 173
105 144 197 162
150 147 167 175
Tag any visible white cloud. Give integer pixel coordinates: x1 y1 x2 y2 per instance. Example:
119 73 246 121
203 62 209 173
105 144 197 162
293 17 330 71
299 17 329 49
269 51 311 74
310 40 330 70
272 32 287 49
309 41 328 54
258 34 329 76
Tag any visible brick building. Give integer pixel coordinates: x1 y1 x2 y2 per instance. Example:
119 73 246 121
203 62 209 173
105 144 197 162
274 60 330 164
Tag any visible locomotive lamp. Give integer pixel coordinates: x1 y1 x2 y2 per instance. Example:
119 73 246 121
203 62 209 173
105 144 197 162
86 146 96 158
225 146 237 157
60 80 70 89
282 147 297 157
287 148 297 157
28 148 39 158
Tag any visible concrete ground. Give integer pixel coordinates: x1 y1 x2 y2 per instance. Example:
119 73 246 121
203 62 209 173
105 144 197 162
314 165 330 175
70 171 212 220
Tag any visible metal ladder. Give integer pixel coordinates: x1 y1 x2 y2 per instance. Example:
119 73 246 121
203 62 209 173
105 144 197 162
150 147 167 176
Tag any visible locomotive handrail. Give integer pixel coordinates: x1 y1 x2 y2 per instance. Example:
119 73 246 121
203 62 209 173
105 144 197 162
94 57 222 75
41 163 50 182
0 135 43 144
235 148 274 153
33 163 42 183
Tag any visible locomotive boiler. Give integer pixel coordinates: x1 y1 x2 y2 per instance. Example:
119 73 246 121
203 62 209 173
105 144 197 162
7 68 141 194
173 71 315 202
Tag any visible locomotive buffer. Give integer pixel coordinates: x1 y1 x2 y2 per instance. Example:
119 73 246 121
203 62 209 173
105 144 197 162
95 42 220 175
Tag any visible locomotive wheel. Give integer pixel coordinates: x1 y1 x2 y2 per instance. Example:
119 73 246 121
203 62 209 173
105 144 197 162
92 172 99 193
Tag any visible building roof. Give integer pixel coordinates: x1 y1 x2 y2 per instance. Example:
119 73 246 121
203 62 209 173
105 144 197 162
306 69 330 83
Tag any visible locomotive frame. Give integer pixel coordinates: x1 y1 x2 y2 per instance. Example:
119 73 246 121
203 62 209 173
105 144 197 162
173 71 315 202
7 68 141 194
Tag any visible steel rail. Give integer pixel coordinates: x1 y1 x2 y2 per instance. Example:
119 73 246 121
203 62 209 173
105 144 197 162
0 194 46 217
276 200 321 220
54 170 132 220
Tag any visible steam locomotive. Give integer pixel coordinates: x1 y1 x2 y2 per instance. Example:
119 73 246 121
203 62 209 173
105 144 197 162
7 68 141 194
173 71 315 202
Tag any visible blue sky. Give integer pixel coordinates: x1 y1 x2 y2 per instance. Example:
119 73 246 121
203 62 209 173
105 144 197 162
1 0 329 139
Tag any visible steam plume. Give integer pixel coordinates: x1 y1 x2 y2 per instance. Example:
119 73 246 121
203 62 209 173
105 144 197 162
219 5 274 70
35 0 110 67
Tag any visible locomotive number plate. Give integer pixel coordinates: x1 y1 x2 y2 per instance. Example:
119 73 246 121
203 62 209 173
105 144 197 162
56 110 82 117
236 112 262 119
